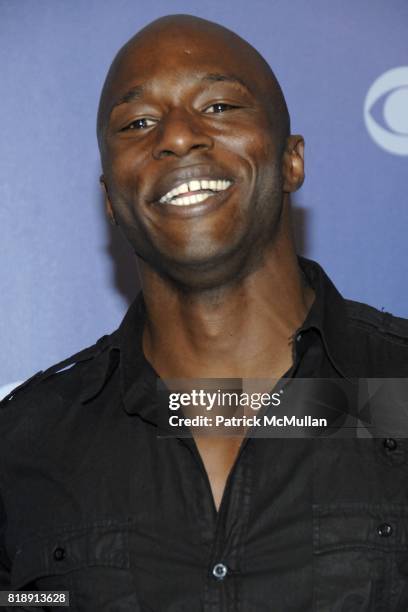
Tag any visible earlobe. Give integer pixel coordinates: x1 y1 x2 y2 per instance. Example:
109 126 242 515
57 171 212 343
99 176 118 226
282 135 305 193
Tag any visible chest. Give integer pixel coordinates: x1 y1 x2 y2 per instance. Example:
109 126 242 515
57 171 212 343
193 436 243 511
4 431 408 611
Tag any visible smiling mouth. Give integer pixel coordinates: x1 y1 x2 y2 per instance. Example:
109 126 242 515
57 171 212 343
159 179 233 206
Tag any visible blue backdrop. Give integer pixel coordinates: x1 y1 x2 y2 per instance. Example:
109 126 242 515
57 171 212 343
1 0 407 394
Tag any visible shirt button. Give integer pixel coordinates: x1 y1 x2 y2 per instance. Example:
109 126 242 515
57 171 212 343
377 523 393 537
296 333 302 342
383 438 397 451
212 563 228 580
53 547 66 561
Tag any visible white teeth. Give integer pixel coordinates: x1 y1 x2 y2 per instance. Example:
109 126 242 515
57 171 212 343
188 180 201 191
159 178 232 204
167 193 212 206
195 193 210 203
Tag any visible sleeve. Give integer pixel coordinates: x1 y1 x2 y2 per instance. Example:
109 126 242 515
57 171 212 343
0 493 11 589
0 496 48 611
0 494 14 610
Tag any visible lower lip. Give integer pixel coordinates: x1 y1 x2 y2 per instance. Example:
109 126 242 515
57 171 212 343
151 185 234 219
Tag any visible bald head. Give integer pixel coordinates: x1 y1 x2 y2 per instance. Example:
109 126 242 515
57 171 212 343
95 14 305 290
97 14 290 152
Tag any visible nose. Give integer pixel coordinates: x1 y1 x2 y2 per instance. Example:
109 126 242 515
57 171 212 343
152 110 213 159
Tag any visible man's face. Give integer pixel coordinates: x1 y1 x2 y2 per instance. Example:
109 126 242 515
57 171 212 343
101 22 288 289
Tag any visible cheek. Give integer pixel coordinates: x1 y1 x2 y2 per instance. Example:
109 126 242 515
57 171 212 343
105 141 148 189
253 139 282 196
248 130 279 165
223 124 278 172
240 135 282 205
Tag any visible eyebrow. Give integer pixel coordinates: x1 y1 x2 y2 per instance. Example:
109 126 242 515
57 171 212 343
202 73 252 92
110 72 252 114
108 85 145 121
114 85 145 107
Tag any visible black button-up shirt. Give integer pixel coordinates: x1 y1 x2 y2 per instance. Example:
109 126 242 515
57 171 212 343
1 258 408 611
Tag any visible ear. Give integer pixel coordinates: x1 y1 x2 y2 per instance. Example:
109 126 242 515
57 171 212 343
282 135 305 193
99 175 118 225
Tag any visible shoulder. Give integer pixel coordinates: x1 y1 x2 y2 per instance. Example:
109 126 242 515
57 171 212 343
345 299 408 345
344 299 408 376
0 332 120 504
0 333 119 481
0 333 116 413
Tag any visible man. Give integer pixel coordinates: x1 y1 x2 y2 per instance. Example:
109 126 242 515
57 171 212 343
1 14 408 612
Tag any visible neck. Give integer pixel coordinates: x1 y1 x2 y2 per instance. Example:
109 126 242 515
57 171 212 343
140 204 314 380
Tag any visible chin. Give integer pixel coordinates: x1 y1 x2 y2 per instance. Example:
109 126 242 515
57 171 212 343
145 243 265 294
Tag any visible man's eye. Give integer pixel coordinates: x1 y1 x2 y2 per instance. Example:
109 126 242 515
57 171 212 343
122 118 156 130
204 103 237 114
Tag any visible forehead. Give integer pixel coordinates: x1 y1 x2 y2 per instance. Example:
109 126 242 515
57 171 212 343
107 25 268 101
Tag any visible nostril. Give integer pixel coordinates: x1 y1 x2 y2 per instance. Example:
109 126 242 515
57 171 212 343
152 120 213 159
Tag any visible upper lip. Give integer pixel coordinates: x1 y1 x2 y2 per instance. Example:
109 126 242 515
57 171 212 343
148 164 235 204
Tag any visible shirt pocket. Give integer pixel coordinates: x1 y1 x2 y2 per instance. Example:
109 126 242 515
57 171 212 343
10 520 145 612
313 504 408 612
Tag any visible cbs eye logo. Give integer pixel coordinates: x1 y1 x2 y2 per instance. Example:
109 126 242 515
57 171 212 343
364 66 408 156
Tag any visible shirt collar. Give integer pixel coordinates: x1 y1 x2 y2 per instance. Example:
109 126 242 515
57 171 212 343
81 257 353 409
112 296 159 419
297 257 352 379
